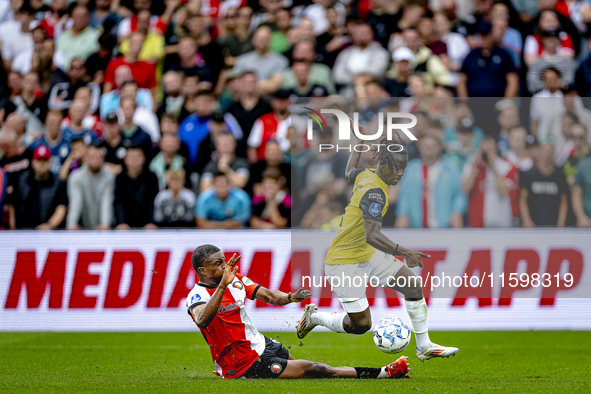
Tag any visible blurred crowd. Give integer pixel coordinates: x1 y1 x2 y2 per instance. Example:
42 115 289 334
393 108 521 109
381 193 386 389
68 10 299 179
1 0 591 230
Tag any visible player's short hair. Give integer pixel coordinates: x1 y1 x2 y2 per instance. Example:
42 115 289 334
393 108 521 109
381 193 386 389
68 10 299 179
192 244 221 271
371 133 408 170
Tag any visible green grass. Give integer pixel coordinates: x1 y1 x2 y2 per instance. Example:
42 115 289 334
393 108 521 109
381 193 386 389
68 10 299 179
0 331 590 393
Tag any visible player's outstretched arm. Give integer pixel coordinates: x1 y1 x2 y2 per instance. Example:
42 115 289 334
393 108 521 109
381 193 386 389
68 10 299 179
255 287 311 306
344 118 366 182
192 255 240 328
364 219 430 268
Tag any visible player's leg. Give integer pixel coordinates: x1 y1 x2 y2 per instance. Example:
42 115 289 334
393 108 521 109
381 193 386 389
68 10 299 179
278 356 410 379
297 300 372 337
389 265 459 361
297 263 373 338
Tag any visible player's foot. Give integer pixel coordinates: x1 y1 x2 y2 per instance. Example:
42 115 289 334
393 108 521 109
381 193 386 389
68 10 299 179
416 343 459 362
385 356 410 379
296 303 318 339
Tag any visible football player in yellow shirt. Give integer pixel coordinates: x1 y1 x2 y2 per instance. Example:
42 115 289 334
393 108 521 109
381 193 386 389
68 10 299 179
297 122 458 362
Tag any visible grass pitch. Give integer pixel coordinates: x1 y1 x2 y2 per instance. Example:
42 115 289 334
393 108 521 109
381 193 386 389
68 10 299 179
0 331 590 393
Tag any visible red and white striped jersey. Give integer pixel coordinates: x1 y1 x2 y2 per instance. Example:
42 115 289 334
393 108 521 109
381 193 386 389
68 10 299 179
185 273 265 379
462 157 519 228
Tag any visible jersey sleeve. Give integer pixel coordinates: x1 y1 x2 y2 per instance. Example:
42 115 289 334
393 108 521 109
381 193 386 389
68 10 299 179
185 286 210 316
359 188 387 222
347 168 364 185
236 273 261 300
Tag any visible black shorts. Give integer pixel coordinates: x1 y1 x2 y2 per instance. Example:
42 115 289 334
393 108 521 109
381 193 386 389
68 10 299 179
241 336 290 379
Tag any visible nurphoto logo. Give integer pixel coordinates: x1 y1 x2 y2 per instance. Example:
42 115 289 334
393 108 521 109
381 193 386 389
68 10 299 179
303 108 418 152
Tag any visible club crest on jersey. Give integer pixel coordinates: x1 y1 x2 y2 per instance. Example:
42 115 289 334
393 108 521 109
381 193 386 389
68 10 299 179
270 363 283 374
233 281 244 290
369 203 381 216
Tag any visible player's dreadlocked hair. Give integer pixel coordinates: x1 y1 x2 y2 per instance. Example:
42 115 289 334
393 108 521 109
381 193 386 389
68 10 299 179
371 132 408 170
192 244 221 272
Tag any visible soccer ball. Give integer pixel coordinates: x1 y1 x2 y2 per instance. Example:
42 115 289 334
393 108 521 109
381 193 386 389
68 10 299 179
373 317 412 354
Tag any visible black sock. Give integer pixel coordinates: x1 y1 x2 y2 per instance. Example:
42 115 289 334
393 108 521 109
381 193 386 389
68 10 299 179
354 367 381 379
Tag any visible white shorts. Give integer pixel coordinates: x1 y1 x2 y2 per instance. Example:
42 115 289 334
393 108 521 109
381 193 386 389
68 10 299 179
325 251 405 313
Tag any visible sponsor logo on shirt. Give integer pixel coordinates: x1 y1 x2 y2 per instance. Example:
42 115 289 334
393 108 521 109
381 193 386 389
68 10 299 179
218 299 244 314
242 276 254 286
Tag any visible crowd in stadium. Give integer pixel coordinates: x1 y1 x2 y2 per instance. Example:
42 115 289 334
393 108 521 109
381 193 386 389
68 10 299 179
1 0 591 230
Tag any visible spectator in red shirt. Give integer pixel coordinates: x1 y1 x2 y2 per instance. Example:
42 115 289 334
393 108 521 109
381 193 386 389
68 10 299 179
247 89 291 163
103 32 157 107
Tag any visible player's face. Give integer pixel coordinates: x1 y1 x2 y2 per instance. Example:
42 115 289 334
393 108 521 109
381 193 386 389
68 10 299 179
199 251 226 280
380 154 408 185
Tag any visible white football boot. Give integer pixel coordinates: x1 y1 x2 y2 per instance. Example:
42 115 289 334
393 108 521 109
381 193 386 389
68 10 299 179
416 343 459 362
296 303 318 339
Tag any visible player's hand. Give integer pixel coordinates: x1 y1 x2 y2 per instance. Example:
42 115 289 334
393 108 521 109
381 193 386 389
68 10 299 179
220 253 241 289
404 250 430 268
288 288 312 302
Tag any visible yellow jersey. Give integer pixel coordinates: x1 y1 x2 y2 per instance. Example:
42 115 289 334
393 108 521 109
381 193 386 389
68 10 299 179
325 168 389 265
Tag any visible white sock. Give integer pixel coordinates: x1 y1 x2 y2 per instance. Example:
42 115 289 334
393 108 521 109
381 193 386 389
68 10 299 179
377 366 387 379
405 299 431 351
310 311 347 333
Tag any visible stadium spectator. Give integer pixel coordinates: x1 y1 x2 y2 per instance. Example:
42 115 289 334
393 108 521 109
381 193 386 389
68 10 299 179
574 39 591 97
524 10 575 67
225 71 272 146
8 145 67 229
444 116 480 173
103 32 157 98
433 11 470 73
233 25 289 94
506 126 534 172
119 10 165 65
333 22 390 95
85 33 116 85
458 21 518 98
1 6 35 72
100 66 153 119
526 30 576 94
48 58 100 114
396 135 466 228
195 171 251 228
150 132 185 190
399 28 452 91
165 36 212 85
219 6 254 64
119 97 153 160
530 68 570 139
66 142 115 230
11 77 45 143
195 111 239 174
55 5 100 71
62 100 98 144
247 89 291 163
30 110 69 176
98 112 127 174
462 135 519 228
114 146 159 229
563 123 591 186
153 168 196 227
0 127 31 197
251 168 291 229
281 40 336 95
573 156 591 227
489 3 522 66
496 99 521 158
156 71 186 120
200 131 249 191
58 138 86 181
248 139 291 196
179 90 216 168
520 140 568 227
